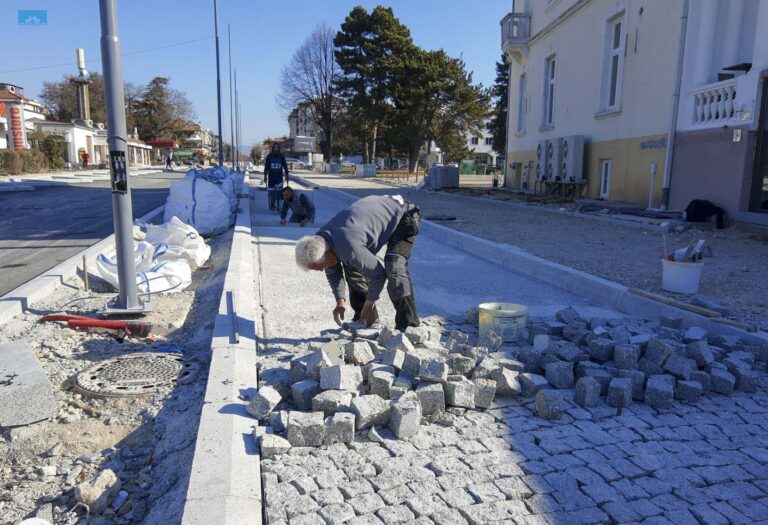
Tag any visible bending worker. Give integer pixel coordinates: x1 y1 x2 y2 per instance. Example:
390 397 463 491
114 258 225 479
280 187 316 226
295 195 420 331
264 143 289 210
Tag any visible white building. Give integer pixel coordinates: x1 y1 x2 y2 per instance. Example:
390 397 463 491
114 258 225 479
466 118 499 166
288 102 318 140
501 0 768 224
0 82 46 150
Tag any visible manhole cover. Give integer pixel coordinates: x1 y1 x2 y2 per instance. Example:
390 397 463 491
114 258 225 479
75 352 197 398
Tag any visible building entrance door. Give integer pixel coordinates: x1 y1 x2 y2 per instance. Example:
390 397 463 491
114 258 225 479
749 78 768 212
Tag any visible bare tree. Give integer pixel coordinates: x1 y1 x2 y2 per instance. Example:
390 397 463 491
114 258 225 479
278 23 341 160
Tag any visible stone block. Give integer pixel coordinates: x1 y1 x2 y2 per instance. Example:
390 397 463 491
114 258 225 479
629 333 652 347
519 373 548 396
645 375 674 408
617 369 646 400
535 390 562 420
608 325 631 344
405 325 432 345
477 330 503 352
385 332 415 354
305 349 337 380
419 359 449 382
675 380 703 403
645 339 674 366
575 360 601 378
351 395 391 429
637 357 664 377
581 368 613 395
473 378 496 408
246 385 282 420
355 328 381 340
607 378 632 407
344 341 375 365
614 344 640 370
312 390 354 416
498 358 525 372
710 367 736 394
663 353 693 380
470 357 497 379
686 340 714 367
732 367 758 393
448 353 475 376
555 306 581 325
389 385 408 400
292 379 321 410
543 320 567 335
74 469 121 514
689 370 711 392
268 410 289 433
554 340 585 362
588 338 615 362
393 373 416 390
321 340 346 362
445 330 469 352
369 370 396 398
574 377 601 407
286 411 326 447
683 326 708 343
545 361 574 389
324 412 355 445
389 391 422 438
660 315 683 329
492 367 522 396
444 377 476 408
0 340 58 427
563 323 589 345
402 348 436 377
290 354 311 383
416 382 445 415
533 334 550 353
260 433 291 459
320 364 363 391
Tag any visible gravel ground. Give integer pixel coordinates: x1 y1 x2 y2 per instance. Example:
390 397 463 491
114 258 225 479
0 228 231 525
300 173 768 330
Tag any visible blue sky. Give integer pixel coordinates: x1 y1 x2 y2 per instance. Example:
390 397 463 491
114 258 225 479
3 1 512 149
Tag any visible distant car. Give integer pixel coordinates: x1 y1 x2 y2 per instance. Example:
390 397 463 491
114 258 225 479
286 158 307 169
341 161 354 167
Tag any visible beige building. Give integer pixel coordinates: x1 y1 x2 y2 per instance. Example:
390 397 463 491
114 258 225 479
501 0 768 225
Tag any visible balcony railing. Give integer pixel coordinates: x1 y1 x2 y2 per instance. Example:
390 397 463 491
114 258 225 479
690 78 738 126
501 13 531 50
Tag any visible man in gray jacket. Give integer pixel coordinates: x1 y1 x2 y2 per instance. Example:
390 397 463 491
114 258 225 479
295 195 420 331
280 187 315 226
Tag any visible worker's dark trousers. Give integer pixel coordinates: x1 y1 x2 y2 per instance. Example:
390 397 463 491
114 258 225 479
342 204 421 331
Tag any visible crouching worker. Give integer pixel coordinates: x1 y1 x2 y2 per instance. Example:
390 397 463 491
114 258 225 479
295 195 420 331
280 187 315 227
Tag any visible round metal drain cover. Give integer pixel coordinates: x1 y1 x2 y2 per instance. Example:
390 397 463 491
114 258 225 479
75 352 197 398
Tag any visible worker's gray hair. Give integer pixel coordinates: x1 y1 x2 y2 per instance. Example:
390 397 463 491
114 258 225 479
295 235 328 269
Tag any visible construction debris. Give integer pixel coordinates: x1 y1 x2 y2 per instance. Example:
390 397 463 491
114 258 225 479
248 306 767 455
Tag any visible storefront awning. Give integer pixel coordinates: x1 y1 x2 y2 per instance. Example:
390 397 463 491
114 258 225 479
173 150 194 157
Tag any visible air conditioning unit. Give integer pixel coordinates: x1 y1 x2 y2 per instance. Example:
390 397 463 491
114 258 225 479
561 135 585 181
535 140 548 180
547 138 564 180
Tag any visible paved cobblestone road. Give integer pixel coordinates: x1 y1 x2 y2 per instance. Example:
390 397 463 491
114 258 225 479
253 176 768 525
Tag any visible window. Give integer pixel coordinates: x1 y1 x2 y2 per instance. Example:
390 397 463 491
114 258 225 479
485 137 493 145
543 56 556 126
470 137 479 145
601 14 625 110
600 159 612 198
485 121 492 131
517 74 527 133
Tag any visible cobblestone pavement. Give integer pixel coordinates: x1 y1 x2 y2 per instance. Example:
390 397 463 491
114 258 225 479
253 177 768 525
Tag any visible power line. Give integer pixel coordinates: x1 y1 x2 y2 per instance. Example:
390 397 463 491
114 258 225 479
0 35 213 74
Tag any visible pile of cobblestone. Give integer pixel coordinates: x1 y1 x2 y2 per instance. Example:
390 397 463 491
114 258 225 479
247 308 767 455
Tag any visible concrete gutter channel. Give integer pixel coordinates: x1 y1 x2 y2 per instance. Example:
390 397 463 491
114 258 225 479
0 204 164 327
181 179 263 524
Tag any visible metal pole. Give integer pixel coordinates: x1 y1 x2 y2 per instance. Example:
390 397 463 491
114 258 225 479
99 0 147 314
234 69 239 171
213 0 224 165
228 24 235 169
648 162 657 209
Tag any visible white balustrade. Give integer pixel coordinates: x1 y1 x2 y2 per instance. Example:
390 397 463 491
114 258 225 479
691 79 738 126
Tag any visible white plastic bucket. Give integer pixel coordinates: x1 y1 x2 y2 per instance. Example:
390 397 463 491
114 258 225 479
478 302 528 342
661 258 704 294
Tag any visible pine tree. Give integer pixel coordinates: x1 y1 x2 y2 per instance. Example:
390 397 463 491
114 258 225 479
489 54 509 157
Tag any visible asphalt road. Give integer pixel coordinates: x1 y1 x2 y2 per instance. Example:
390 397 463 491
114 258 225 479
0 170 184 296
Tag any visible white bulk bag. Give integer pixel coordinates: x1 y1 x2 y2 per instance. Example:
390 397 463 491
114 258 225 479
163 172 232 236
144 216 210 269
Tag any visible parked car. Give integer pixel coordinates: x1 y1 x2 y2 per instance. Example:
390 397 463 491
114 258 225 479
286 158 307 169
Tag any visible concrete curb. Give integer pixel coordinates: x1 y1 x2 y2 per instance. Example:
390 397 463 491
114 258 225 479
292 174 767 345
182 180 262 525
0 205 165 327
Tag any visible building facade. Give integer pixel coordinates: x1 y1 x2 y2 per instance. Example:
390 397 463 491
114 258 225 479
466 118 500 166
0 83 47 150
501 0 768 224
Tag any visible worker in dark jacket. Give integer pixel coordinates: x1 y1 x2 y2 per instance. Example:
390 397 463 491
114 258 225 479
264 143 289 210
280 187 315 226
294 195 420 331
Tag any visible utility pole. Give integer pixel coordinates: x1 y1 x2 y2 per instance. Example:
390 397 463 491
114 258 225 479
99 0 150 314
228 25 235 169
234 68 239 171
213 0 224 165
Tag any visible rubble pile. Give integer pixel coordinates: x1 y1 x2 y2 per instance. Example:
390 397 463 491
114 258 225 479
248 307 768 452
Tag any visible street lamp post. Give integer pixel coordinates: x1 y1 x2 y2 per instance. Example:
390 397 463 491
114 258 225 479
213 0 224 165
98 0 150 315
228 25 235 170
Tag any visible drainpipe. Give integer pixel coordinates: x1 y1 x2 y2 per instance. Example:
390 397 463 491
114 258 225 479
660 0 689 210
